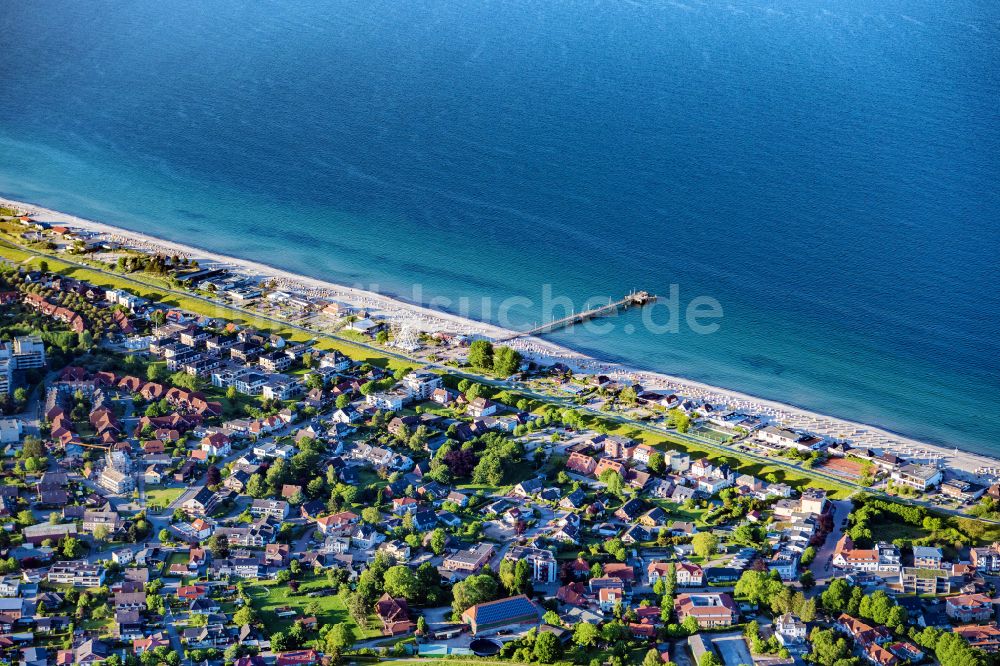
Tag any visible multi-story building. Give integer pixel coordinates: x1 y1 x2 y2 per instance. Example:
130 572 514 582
899 567 954 595
954 625 1000 653
47 562 105 587
365 389 409 412
258 351 292 374
249 499 289 521
12 336 46 369
0 348 11 396
800 489 828 515
82 511 122 535
675 562 705 586
756 426 825 452
182 487 219 517
98 451 134 494
971 544 1000 573
461 595 542 635
234 370 268 396
401 371 442 400
505 546 558 584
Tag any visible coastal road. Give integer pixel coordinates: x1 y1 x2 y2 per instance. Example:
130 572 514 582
3 234 993 526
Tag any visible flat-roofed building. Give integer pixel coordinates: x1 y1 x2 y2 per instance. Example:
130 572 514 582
442 543 495 573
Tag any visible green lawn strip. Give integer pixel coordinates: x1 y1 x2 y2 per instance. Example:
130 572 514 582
0 237 410 371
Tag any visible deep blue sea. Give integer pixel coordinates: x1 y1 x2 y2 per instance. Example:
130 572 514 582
1 0 998 453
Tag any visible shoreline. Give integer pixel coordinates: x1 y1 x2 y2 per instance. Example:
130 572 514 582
4 194 999 482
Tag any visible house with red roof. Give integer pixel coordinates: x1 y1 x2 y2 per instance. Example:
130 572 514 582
375 593 414 635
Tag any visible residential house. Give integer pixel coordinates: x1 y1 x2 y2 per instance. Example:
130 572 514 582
182 487 219 517
913 546 944 569
775 613 808 648
467 397 498 418
375 593 414 636
250 499 289 521
945 594 995 623
674 593 738 628
891 464 943 492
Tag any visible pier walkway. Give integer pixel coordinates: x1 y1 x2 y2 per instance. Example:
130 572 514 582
500 290 656 341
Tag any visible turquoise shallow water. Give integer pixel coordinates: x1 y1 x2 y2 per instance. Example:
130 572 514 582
0 0 998 453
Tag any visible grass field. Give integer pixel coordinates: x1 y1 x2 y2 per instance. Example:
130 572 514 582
144 486 186 507
649 499 710 526
246 573 383 639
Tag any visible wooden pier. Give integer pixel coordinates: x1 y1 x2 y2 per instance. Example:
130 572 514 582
500 290 657 341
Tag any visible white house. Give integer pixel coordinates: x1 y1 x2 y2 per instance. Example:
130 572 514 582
401 372 442 401
468 397 497 418
755 426 825 452
891 464 943 492
366 389 409 412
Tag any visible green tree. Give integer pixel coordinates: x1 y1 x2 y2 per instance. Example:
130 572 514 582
533 631 560 664
821 578 851 613
383 566 419 600
492 346 522 377
647 452 666 475
799 596 818 623
807 628 854 666
698 652 722 666
600 469 624 496
467 340 494 371
451 573 498 616
430 528 447 555
326 623 354 651
643 649 665 666
270 631 289 653
62 537 83 559
691 531 718 558
472 454 504 486
233 606 257 627
208 534 230 559
246 473 267 499
734 570 784 607
618 386 638 407
573 622 599 648
799 570 816 590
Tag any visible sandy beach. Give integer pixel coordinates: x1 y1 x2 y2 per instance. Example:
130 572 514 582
4 195 998 481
